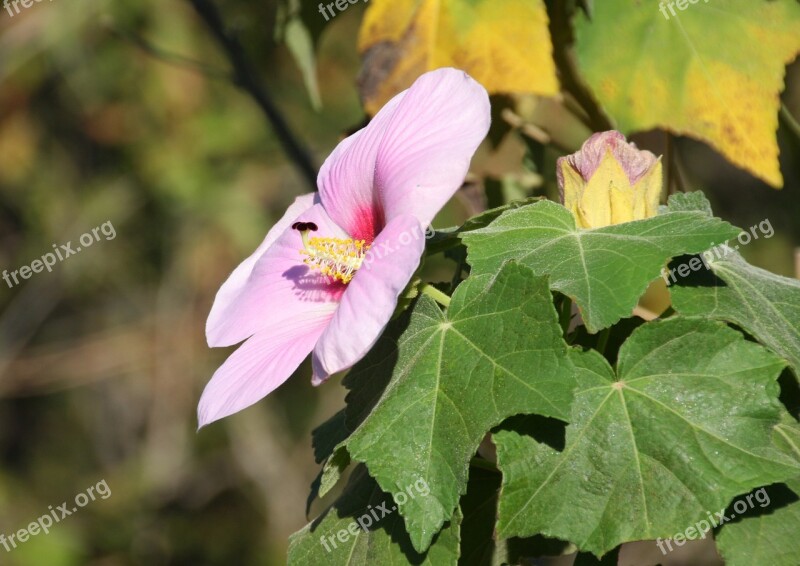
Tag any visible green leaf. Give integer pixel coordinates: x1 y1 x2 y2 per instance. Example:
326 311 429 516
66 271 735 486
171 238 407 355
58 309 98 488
307 410 353 513
574 0 800 187
775 421 800 463
458 467 504 566
343 262 577 552
714 422 800 565
672 254 800 379
426 196 542 256
715 480 800 566
342 308 416 433
667 191 800 379
319 446 351 499
462 199 738 332
669 260 800 381
458 465 570 565
275 0 326 109
661 190 714 216
312 410 350 464
306 309 421 504
457 197 543 234
494 317 800 557
283 19 322 110
289 465 461 565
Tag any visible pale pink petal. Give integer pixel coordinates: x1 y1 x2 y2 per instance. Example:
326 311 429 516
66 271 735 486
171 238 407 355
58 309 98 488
376 68 490 228
565 131 657 184
311 214 426 384
198 306 335 428
206 193 318 346
317 94 407 241
206 203 347 347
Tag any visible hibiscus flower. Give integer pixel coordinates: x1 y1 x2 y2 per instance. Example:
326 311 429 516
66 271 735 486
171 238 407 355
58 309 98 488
199 68 490 427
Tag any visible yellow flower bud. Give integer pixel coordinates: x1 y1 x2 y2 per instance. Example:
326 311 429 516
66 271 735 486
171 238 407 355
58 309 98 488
557 131 663 229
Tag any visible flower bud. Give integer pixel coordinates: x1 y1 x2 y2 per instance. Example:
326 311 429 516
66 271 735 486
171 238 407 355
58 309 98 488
557 131 663 229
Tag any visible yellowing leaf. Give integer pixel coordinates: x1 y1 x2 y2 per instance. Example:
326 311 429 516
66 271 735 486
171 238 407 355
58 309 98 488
574 0 800 187
357 0 559 115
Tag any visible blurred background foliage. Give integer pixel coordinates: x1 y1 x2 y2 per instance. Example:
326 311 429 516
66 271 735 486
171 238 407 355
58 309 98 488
0 0 797 564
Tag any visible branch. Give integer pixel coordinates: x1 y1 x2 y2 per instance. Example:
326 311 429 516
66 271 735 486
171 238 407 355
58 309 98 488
109 25 231 82
549 1 613 132
187 0 318 190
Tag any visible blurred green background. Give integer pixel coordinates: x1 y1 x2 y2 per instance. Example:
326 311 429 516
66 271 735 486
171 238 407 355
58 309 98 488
0 0 798 564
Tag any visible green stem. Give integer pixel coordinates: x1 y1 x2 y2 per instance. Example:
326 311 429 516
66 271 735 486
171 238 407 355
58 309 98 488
559 295 573 335
780 103 800 140
420 284 451 308
450 261 464 294
469 456 500 474
596 328 611 355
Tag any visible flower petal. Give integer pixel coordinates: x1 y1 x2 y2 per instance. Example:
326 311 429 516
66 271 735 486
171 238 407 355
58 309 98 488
206 203 347 347
311 214 425 384
567 131 657 185
317 94 407 241
206 193 317 346
375 68 490 228
198 307 335 428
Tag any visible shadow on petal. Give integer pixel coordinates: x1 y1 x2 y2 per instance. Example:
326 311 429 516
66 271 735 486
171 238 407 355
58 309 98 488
283 264 346 304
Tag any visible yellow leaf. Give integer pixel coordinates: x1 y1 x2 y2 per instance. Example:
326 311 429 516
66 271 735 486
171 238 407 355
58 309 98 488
575 0 800 188
357 0 559 115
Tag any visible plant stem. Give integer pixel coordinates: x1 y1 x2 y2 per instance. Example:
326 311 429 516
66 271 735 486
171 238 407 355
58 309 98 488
548 1 613 132
559 295 573 335
187 0 318 190
469 456 500 473
420 284 451 308
665 131 674 195
596 327 611 355
450 261 464 293
108 25 231 81
780 103 800 140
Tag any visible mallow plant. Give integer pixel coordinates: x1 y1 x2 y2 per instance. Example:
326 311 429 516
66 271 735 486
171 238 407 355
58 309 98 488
201 70 800 565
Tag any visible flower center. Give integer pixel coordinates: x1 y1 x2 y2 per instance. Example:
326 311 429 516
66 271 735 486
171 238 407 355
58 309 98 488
293 222 370 284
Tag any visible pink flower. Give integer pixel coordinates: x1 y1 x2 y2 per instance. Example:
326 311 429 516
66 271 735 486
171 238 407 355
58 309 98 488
199 68 490 427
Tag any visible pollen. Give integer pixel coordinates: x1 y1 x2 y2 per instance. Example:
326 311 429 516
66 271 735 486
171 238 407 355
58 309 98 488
300 235 370 284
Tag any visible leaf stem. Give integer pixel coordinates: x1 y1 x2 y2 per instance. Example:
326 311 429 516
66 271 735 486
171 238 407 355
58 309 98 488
420 284 452 308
